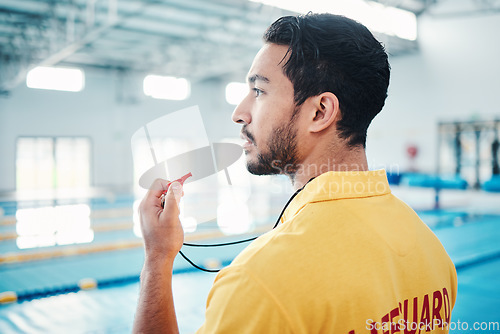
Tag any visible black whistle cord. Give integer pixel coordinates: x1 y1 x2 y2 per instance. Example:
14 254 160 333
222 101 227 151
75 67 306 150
180 178 314 273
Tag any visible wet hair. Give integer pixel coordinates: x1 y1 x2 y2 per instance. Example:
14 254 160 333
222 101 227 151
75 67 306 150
263 13 390 148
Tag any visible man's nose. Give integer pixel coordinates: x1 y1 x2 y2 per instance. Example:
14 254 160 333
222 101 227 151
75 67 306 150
231 97 251 125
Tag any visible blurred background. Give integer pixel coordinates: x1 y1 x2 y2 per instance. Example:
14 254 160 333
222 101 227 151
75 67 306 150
0 0 499 333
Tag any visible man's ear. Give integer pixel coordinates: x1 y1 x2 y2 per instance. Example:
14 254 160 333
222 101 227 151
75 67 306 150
307 92 340 133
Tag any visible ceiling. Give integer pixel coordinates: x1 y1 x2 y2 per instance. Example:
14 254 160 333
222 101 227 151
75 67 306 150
2 0 494 95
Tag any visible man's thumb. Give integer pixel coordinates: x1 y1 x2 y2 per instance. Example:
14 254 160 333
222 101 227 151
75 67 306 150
165 181 183 207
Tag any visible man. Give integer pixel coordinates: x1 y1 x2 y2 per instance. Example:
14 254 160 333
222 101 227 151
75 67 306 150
133 13 457 333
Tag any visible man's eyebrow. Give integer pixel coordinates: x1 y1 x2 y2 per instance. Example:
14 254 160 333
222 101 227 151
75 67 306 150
247 74 270 84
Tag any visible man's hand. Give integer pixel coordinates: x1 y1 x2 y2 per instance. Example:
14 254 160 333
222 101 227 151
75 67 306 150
139 178 184 262
133 179 184 334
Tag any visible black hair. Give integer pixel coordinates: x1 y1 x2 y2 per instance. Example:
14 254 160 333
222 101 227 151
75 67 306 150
263 13 390 148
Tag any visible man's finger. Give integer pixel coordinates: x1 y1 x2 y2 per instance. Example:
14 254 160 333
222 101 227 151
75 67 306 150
146 178 171 199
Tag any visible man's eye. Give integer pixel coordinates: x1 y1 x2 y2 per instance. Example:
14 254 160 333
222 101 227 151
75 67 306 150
252 88 263 97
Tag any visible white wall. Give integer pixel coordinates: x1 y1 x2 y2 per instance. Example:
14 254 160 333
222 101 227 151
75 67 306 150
0 70 239 192
367 9 500 173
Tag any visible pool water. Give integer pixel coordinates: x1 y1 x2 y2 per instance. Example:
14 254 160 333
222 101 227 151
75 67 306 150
0 271 215 333
1 200 500 333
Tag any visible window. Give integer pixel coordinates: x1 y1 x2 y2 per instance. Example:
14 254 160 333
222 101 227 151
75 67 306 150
15 137 92 249
16 137 91 191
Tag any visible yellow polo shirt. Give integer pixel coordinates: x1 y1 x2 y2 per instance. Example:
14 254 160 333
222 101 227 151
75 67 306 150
197 170 457 333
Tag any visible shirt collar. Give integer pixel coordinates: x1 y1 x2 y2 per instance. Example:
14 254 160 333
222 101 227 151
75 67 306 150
283 169 391 221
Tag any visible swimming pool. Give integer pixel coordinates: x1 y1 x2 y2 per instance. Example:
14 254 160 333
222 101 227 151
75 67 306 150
1 189 500 333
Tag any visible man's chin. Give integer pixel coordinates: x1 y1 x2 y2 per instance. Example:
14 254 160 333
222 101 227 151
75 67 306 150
245 157 281 176
244 156 261 175
246 164 271 176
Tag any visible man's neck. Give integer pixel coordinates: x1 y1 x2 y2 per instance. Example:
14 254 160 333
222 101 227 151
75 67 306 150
289 147 369 190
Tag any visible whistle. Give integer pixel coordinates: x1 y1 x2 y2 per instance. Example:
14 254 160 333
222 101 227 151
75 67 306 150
161 172 192 208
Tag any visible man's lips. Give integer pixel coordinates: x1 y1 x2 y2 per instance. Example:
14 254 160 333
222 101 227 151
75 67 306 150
240 131 254 148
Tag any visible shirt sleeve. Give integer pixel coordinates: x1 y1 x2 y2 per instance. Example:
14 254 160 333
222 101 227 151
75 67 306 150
196 265 293 334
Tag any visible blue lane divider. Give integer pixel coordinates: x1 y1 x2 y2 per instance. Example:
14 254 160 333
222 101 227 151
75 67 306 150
434 214 500 273
483 175 500 192
454 249 500 271
7 237 499 304
401 173 469 189
11 259 233 303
